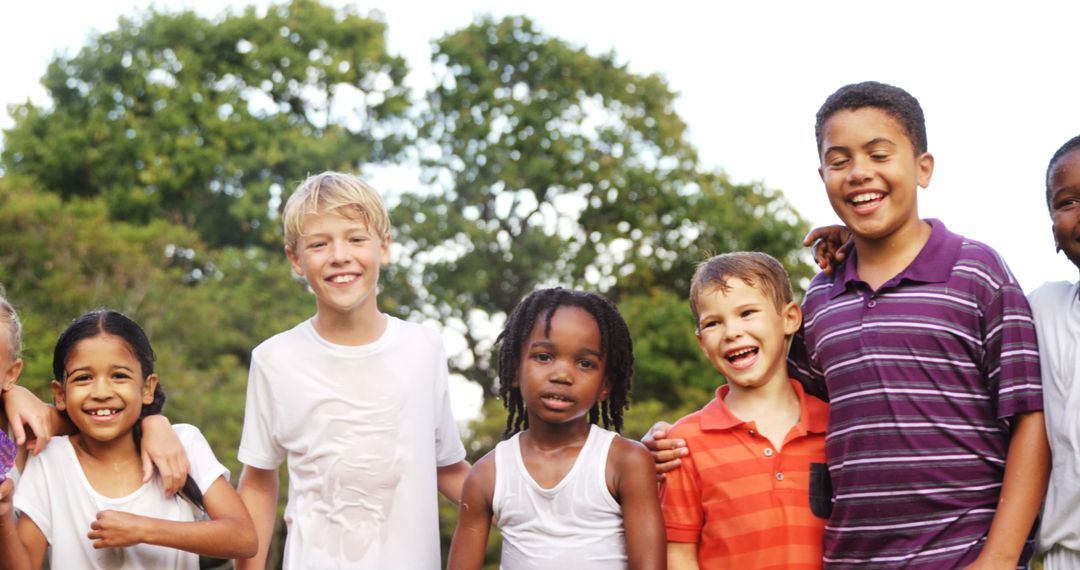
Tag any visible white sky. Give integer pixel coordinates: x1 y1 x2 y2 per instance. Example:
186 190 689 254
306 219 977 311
5 1 1080 419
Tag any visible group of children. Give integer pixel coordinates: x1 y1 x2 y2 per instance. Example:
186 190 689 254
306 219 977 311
0 80 1076 569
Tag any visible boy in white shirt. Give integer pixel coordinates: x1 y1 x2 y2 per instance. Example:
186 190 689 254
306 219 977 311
236 172 469 569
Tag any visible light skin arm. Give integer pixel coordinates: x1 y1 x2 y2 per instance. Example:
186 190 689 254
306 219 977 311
963 411 1050 570
0 478 48 570
437 459 472 506
86 475 257 559
137 416 190 496
236 465 280 570
447 454 495 570
612 438 666 570
666 543 700 570
641 421 688 480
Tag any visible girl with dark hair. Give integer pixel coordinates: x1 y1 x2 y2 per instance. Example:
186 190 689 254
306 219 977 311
0 310 256 569
448 288 665 569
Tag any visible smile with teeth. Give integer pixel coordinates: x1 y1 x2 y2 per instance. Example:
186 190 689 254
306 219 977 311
87 409 120 417
849 192 884 205
328 274 358 284
725 347 758 363
539 392 575 410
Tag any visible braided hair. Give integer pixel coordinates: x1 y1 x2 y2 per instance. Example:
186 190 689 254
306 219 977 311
495 288 634 437
52 310 205 511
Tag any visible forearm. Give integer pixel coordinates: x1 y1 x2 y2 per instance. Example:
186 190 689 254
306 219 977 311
0 511 32 570
979 412 1050 564
138 515 257 559
667 542 699 570
236 467 279 570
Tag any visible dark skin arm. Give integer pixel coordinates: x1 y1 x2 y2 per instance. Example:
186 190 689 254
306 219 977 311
803 225 852 275
963 412 1050 569
447 452 495 570
609 437 666 570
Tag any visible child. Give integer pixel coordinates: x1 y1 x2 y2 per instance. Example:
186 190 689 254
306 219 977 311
0 293 25 477
447 288 665 569
0 309 256 568
235 171 470 569
1031 134 1080 568
662 252 827 569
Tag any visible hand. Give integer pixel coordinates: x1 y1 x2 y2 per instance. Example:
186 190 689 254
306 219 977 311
804 225 853 276
139 415 189 496
88 510 148 549
3 386 54 455
640 421 687 480
0 478 13 518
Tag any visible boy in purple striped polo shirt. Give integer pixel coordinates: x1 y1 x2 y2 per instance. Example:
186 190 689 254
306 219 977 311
788 81 1050 568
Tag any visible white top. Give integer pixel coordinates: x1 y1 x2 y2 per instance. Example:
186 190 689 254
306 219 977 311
1030 280 1080 553
238 316 466 569
14 424 227 569
493 424 627 569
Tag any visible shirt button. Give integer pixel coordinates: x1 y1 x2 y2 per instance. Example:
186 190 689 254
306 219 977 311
867 299 877 308
775 472 785 481
763 448 774 457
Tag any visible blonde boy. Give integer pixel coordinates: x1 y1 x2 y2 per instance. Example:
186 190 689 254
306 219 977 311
236 172 469 569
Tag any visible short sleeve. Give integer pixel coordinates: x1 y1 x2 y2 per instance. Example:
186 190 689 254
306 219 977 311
237 350 286 470
660 424 703 543
788 325 828 402
13 452 53 541
432 340 466 467
982 277 1042 419
172 424 229 492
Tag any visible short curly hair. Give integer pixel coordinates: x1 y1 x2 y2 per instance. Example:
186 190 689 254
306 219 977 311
1045 134 1080 210
815 81 928 156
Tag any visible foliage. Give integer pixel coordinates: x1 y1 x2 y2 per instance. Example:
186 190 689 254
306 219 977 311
2 0 410 249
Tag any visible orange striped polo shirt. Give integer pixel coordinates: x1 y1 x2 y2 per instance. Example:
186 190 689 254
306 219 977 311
661 379 829 569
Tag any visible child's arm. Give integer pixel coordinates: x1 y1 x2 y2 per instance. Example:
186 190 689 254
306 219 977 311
2 387 190 495
437 460 471 505
641 421 688 479
447 453 495 570
611 438 666 570
965 411 1050 569
86 475 257 559
666 543 699 570
236 465 280 570
0 479 48 570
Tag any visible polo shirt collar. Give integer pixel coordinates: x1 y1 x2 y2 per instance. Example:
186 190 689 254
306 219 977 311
828 218 961 299
699 379 827 434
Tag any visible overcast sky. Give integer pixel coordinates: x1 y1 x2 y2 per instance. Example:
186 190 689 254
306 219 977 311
5 1 1080 417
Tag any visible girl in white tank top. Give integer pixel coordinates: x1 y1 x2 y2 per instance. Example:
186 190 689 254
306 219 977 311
446 288 665 569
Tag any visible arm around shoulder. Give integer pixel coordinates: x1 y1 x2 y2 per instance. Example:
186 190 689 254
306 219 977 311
437 459 471 506
236 465 280 570
612 437 666 570
447 453 495 570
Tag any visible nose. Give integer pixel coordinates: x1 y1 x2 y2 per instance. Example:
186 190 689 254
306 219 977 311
847 156 872 185
329 239 350 263
549 361 572 385
723 323 743 342
88 376 112 399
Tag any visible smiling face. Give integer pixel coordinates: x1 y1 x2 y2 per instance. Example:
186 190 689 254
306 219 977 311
516 305 610 428
695 278 801 392
287 208 390 321
51 333 157 445
1049 148 1080 272
819 107 935 248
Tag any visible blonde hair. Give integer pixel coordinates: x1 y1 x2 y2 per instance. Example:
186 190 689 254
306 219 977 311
282 172 390 251
0 290 22 360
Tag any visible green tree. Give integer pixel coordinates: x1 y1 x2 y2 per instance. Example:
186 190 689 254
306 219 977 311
2 0 409 249
398 16 812 394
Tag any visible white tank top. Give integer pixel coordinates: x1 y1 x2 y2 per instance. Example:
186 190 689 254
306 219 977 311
493 424 627 569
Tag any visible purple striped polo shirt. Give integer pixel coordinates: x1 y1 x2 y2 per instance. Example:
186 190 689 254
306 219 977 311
788 219 1042 569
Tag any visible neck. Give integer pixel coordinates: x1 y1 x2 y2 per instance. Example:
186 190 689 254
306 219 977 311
521 415 592 451
853 218 932 290
724 376 798 421
312 307 387 346
71 432 139 465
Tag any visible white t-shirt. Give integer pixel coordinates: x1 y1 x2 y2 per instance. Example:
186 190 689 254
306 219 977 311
1030 280 1080 553
493 425 627 569
238 316 466 569
14 424 228 569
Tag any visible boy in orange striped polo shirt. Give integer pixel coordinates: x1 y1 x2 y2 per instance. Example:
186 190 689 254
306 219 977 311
662 252 829 569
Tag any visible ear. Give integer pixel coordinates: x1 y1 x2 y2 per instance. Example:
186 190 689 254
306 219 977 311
781 301 803 337
915 152 935 188
51 380 67 411
818 165 826 183
285 245 303 277
142 373 159 406
1 358 22 392
597 376 612 402
379 232 391 266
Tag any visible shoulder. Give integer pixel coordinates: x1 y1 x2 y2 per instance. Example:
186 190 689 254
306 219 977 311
667 407 709 440
170 424 209 448
251 319 311 360
952 235 1020 286
609 435 653 471
392 317 444 351
1029 280 1077 307
464 449 497 495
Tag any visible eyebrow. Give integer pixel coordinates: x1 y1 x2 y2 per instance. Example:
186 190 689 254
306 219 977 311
528 340 603 358
823 137 897 156
66 365 135 378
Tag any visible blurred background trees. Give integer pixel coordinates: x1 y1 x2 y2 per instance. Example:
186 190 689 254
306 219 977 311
0 1 810 567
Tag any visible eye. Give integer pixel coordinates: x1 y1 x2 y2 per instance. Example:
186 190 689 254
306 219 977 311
111 371 133 381
577 359 598 370
740 309 757 318
531 352 552 363
350 236 369 244
307 241 326 249
827 157 849 169
1055 198 1079 210
700 319 718 329
870 152 889 161
70 373 92 383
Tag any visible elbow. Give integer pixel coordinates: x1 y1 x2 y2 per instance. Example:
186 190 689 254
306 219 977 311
236 526 259 559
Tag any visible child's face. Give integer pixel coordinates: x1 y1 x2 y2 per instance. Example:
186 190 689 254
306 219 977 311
819 107 934 244
287 209 390 319
1049 148 1080 271
516 306 610 427
50 333 157 444
695 278 801 392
